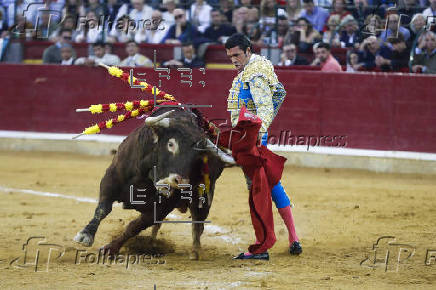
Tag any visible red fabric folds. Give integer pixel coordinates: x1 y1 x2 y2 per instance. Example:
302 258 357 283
219 107 287 254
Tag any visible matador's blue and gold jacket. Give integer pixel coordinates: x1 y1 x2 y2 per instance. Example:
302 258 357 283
227 54 286 138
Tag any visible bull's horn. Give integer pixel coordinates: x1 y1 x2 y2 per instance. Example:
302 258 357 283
206 139 236 165
145 110 175 127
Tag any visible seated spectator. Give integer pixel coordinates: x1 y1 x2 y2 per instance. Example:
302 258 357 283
243 22 264 46
204 9 237 44
233 6 250 33
63 0 86 20
75 42 120 66
325 0 351 30
362 14 383 37
43 29 76 64
116 0 153 25
358 35 391 70
398 0 424 25
410 13 427 42
75 11 106 43
380 13 411 43
278 43 310 65
277 15 290 47
142 10 169 44
190 0 213 34
284 17 321 53
108 15 136 43
339 15 362 48
106 0 122 30
162 9 208 47
60 44 76 65
162 0 176 27
312 42 342 71
35 10 59 40
300 0 330 32
85 0 107 17
104 43 121 61
346 49 363 72
385 34 411 71
422 0 436 26
322 15 341 47
50 15 80 42
120 40 153 67
286 0 303 22
412 31 436 73
259 0 276 39
162 42 205 68
219 0 234 24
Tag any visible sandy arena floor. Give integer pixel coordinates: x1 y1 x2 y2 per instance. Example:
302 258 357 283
0 150 435 289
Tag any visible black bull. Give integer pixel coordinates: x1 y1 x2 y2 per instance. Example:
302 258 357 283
74 107 232 260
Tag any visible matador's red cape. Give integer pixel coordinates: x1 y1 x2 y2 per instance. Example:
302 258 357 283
218 107 287 254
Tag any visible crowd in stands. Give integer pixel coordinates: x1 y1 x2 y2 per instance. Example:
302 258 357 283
0 0 435 73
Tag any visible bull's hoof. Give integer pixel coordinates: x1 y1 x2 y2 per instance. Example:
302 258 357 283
189 250 200 260
73 230 94 247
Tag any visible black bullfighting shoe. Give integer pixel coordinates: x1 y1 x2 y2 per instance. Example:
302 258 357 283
289 241 302 255
233 252 269 260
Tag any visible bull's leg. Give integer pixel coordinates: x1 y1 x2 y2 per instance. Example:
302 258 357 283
190 207 209 260
151 223 162 247
102 213 154 254
74 200 113 247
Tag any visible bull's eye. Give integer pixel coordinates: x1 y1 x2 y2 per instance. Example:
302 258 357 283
167 138 179 155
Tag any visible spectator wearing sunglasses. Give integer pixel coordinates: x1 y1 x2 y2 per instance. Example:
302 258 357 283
43 29 77 64
161 8 209 48
278 44 309 66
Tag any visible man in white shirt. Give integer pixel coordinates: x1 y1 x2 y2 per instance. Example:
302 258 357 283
75 42 120 66
142 10 169 44
162 0 176 27
423 0 436 27
190 0 212 33
120 40 153 67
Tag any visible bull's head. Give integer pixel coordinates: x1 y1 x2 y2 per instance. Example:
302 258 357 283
145 110 235 191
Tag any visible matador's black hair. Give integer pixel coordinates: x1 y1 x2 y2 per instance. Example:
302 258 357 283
225 33 252 53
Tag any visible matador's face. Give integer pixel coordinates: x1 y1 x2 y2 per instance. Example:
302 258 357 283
226 46 252 72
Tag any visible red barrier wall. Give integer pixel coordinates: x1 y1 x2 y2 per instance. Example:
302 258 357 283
0 64 435 153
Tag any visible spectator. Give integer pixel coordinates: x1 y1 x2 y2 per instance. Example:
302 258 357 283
219 0 234 23
50 15 79 42
162 0 176 27
278 43 310 65
233 6 250 33
106 0 123 30
398 0 424 25
412 31 436 73
104 43 120 60
60 43 76 65
190 0 213 33
108 14 136 43
75 11 106 43
162 8 207 47
410 13 427 41
300 0 330 32
259 0 276 39
350 0 382 26
362 14 383 37
346 49 363 72
142 10 169 44
385 34 411 71
243 21 263 46
422 0 436 25
325 0 351 30
162 42 205 67
284 17 321 53
35 10 59 41
339 15 362 48
286 0 303 22
204 9 237 44
43 29 76 64
277 15 290 46
63 0 86 20
120 40 153 67
75 42 120 66
379 13 411 43
322 14 341 47
358 35 391 70
312 42 343 71
85 0 107 17
115 0 153 40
